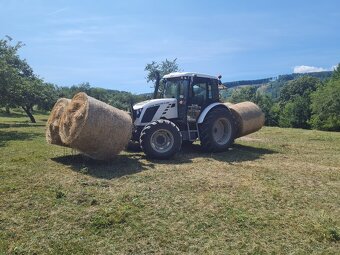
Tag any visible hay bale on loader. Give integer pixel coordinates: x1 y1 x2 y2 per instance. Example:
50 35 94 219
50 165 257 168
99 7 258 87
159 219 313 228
59 92 132 160
228 102 265 138
46 98 71 146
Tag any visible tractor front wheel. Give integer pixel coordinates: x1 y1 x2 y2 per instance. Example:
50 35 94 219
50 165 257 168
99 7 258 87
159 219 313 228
140 119 182 159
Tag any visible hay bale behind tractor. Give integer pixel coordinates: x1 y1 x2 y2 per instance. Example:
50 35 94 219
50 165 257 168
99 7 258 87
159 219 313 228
228 102 265 138
46 98 71 146
59 92 132 160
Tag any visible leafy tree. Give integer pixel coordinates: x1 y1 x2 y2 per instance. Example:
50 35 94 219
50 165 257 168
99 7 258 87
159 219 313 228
229 86 280 126
230 86 257 103
278 76 321 129
279 95 311 128
36 83 59 111
254 93 279 126
145 58 179 99
310 65 340 131
0 37 60 122
279 76 320 104
332 63 340 80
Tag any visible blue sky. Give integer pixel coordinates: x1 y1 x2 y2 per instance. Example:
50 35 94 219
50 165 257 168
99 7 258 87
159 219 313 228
1 0 339 93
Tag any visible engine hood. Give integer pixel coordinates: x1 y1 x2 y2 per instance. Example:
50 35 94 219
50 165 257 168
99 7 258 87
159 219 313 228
133 98 177 110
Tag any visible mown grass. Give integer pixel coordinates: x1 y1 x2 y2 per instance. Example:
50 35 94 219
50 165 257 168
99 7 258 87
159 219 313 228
0 111 339 254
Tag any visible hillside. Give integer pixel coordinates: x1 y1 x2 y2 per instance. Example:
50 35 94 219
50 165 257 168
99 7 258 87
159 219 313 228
1 111 339 254
223 71 333 89
220 70 334 102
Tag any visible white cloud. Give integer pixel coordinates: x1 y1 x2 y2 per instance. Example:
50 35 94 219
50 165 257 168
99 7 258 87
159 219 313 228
293 65 328 73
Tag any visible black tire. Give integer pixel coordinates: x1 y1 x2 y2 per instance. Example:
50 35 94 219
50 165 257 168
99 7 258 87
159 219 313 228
140 119 182 159
199 107 236 152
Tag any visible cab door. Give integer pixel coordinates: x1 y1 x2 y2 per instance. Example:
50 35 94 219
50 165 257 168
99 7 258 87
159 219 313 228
187 77 216 122
177 79 189 121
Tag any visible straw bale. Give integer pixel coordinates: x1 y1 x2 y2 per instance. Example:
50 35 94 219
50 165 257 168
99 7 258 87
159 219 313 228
59 92 132 160
229 102 265 138
46 98 71 146
224 102 234 107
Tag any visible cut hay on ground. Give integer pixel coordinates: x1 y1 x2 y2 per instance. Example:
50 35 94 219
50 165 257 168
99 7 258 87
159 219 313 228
59 92 132 160
46 98 71 146
229 101 265 138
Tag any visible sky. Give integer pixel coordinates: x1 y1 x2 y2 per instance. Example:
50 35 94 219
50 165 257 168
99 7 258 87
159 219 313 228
1 0 339 94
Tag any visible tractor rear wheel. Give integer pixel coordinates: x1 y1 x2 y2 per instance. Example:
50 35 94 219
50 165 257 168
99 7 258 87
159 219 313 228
199 107 236 152
140 119 182 159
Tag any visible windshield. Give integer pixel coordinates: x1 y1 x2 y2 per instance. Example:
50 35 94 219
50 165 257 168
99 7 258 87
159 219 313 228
163 79 189 99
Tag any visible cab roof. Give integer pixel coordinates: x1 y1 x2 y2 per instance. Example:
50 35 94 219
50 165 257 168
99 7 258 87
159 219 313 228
163 72 218 80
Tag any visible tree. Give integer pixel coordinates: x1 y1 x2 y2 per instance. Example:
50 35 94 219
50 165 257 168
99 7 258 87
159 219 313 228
228 86 280 126
230 86 257 103
310 65 340 131
278 76 321 129
36 83 59 111
332 63 340 81
145 58 179 99
0 37 31 112
0 37 56 123
254 93 279 126
279 76 320 104
279 95 311 128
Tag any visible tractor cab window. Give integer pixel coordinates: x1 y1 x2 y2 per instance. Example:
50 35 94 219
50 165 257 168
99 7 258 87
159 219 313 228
192 83 207 105
164 79 188 99
190 78 219 106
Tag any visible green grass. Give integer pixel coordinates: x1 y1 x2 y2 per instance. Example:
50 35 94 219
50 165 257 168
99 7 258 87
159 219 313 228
0 111 339 254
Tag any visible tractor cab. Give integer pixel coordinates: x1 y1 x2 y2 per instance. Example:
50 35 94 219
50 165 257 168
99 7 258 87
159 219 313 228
162 72 220 123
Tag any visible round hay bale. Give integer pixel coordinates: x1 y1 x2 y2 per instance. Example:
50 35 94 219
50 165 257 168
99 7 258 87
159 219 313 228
224 102 234 107
59 92 132 160
229 102 265 138
46 98 71 146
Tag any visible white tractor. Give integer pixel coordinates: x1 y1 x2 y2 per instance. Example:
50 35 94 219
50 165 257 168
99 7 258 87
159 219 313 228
130 72 263 159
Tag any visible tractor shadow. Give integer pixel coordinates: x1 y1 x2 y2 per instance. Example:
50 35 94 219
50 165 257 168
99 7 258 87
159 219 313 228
51 142 277 180
148 142 277 165
51 153 156 179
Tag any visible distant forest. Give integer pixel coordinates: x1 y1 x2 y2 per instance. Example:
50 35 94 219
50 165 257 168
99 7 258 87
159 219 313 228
224 71 333 88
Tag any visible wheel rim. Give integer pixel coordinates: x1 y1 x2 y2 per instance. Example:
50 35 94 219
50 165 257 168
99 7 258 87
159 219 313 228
212 118 232 145
150 129 174 153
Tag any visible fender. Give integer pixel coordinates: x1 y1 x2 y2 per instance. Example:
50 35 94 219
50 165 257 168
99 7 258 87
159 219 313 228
197 102 231 124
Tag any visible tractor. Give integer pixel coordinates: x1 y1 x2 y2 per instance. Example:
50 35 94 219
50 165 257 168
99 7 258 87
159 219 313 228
130 72 240 159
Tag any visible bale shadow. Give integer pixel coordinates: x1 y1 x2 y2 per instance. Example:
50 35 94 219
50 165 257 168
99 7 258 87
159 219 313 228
0 130 43 147
51 154 155 179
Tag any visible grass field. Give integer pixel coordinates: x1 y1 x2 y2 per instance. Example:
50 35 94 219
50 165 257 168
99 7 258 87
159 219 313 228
0 111 340 254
